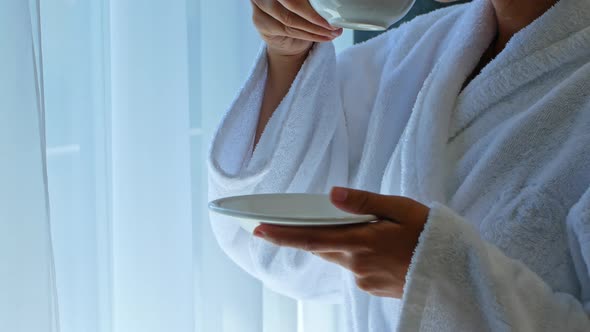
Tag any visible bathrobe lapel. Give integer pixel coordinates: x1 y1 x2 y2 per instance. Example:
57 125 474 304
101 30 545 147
452 0 590 141
382 0 496 204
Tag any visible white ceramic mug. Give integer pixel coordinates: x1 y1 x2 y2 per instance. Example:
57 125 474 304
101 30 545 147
309 0 416 31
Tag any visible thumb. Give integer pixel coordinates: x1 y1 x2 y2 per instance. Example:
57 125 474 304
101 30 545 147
330 187 421 224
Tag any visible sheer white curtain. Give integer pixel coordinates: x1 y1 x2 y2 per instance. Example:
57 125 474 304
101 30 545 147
1 0 353 331
0 1 58 331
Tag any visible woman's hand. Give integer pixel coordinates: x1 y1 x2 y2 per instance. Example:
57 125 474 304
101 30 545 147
250 0 343 57
253 187 430 298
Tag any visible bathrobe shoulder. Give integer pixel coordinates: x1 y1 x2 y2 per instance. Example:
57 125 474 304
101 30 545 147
207 4 464 302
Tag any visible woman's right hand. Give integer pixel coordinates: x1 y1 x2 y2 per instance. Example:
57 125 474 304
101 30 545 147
251 0 343 58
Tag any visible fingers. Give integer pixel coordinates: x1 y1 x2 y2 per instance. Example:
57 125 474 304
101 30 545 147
276 0 334 30
317 252 369 277
330 187 429 225
254 0 338 36
252 3 338 43
314 251 346 264
355 276 401 298
253 2 334 42
253 224 367 252
330 187 402 220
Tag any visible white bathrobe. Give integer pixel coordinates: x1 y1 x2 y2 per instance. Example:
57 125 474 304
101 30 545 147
208 0 590 330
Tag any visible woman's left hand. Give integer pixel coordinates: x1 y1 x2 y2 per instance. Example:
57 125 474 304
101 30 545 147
253 187 430 298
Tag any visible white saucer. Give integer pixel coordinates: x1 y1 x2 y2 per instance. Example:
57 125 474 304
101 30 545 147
208 193 377 233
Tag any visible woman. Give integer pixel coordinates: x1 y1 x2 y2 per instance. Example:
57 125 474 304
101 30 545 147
208 0 590 330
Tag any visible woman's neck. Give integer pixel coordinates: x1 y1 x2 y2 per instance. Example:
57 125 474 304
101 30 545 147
461 0 558 89
491 0 558 53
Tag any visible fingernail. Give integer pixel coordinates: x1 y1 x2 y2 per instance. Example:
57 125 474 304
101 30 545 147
330 30 342 37
253 229 266 238
332 187 349 202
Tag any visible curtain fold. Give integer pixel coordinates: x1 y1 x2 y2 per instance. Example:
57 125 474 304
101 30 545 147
0 0 58 331
109 1 194 331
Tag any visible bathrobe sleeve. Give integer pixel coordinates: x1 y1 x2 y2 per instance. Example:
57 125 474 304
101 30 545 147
207 38 392 301
397 197 590 331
